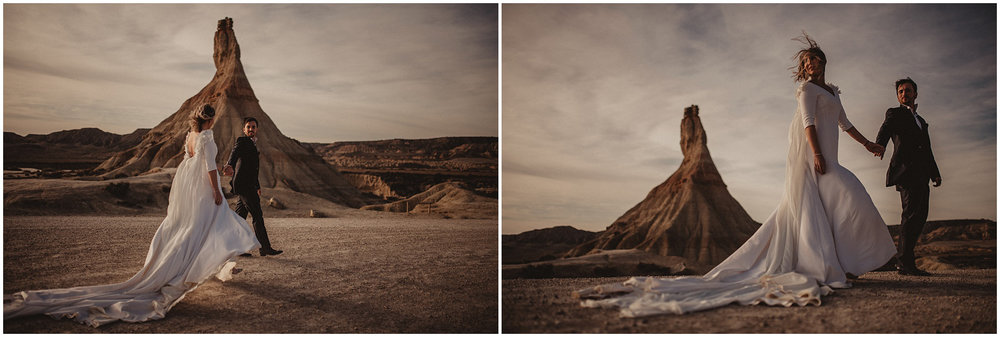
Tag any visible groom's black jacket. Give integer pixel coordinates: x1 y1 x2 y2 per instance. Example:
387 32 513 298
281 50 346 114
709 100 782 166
226 136 261 195
875 105 941 188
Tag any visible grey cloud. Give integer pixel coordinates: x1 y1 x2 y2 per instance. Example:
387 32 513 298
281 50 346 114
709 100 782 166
4 4 497 142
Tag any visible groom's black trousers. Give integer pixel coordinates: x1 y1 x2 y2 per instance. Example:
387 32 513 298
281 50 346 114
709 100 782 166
896 181 930 267
235 192 273 250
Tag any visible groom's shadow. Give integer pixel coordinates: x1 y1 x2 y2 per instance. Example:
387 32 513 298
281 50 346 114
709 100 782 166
848 273 993 297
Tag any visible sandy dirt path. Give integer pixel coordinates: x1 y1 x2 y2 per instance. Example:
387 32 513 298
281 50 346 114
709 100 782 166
4 215 497 333
503 270 995 333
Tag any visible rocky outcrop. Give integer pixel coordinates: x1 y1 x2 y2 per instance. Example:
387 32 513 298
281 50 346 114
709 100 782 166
310 137 497 162
307 136 498 172
95 17 364 207
117 128 152 150
566 105 760 267
343 173 401 200
305 137 497 201
361 181 496 218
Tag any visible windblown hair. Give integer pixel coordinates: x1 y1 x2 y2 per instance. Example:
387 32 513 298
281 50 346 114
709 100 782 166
895 77 918 93
189 104 216 132
790 31 826 82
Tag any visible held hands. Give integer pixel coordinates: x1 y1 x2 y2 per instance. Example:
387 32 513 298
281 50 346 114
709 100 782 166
864 141 885 158
222 165 235 176
814 154 826 175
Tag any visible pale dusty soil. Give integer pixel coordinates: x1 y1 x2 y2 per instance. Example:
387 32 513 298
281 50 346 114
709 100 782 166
503 270 996 333
4 215 497 333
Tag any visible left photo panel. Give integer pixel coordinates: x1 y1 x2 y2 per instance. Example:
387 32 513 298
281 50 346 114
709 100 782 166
3 4 498 333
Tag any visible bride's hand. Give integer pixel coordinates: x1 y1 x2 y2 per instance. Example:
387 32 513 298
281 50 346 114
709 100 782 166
814 154 826 175
213 191 223 205
864 141 885 157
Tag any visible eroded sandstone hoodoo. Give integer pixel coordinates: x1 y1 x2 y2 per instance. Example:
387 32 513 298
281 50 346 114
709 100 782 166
566 105 760 267
97 17 364 207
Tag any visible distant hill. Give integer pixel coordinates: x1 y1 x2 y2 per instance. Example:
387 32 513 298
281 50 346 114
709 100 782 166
306 136 497 171
506 219 997 274
305 137 497 200
503 226 600 264
886 218 996 243
4 128 150 172
17 127 150 149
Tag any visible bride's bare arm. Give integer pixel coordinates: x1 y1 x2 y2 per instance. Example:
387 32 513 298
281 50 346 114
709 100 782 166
208 169 223 205
805 125 826 175
844 127 885 156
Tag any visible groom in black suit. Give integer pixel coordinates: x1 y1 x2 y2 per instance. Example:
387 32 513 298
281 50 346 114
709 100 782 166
875 77 940 276
223 117 283 256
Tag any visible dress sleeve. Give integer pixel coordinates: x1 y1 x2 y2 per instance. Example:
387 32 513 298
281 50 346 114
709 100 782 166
796 83 817 127
202 133 219 172
837 106 854 131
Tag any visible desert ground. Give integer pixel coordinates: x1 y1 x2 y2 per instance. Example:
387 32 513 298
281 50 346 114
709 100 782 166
502 269 996 333
4 214 497 333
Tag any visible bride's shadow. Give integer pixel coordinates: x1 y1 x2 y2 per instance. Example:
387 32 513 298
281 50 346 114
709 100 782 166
211 256 429 332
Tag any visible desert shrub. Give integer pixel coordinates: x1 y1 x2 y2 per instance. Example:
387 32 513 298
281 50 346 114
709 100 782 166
636 263 674 276
116 200 141 208
537 254 557 262
105 182 130 198
519 264 554 279
593 266 619 277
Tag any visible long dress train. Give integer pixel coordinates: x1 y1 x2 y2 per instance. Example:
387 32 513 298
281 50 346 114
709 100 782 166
577 82 896 317
4 129 261 327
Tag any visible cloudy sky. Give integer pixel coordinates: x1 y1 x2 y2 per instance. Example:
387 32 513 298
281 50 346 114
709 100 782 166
503 4 996 234
4 4 497 142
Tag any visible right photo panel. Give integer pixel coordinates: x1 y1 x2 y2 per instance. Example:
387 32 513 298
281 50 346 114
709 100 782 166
502 4 997 333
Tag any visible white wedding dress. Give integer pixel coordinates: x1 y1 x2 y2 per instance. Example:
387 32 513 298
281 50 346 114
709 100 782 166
578 82 897 317
4 130 261 327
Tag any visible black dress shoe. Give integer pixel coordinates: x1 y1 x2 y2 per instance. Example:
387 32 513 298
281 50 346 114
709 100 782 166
239 253 253 257
898 266 931 276
260 248 283 256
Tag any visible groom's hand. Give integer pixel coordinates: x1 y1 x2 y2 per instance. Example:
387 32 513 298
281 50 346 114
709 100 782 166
864 141 885 157
932 177 942 187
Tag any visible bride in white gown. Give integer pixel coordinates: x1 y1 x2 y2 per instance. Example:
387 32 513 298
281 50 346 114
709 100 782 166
4 104 261 327
576 34 897 317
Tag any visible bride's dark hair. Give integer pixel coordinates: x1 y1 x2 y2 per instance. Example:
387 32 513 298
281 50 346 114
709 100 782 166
189 104 216 132
790 31 826 82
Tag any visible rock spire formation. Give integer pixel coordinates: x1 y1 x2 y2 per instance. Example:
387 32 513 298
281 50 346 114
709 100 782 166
566 105 760 267
97 17 364 207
